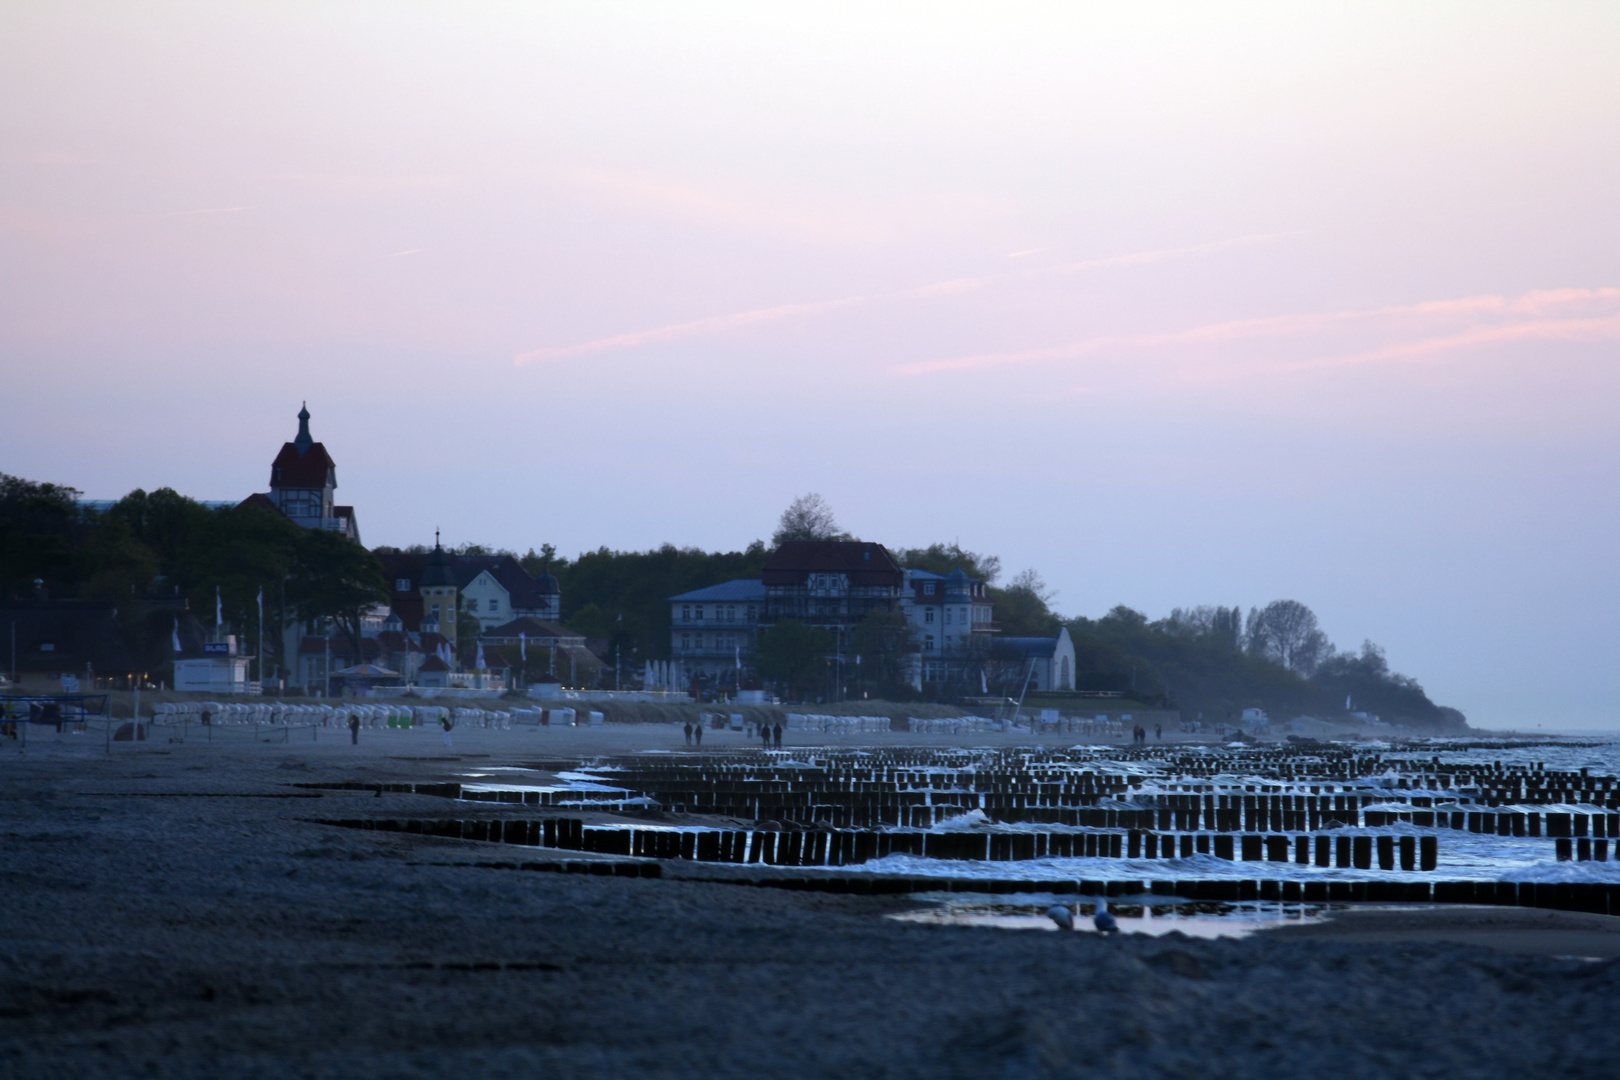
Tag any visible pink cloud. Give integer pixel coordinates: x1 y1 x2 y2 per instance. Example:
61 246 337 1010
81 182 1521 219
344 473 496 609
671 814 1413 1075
896 286 1620 378
513 234 1281 367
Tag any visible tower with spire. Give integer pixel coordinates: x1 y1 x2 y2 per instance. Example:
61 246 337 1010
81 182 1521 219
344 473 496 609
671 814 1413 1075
260 403 360 543
417 531 460 654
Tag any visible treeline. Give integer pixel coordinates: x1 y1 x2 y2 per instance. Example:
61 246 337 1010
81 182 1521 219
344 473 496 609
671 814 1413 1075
4 473 1463 724
1 475 387 675
1059 603 1463 729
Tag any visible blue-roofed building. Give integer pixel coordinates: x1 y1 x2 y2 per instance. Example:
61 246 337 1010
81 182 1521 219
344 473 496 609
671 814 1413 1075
667 579 768 680
991 626 1076 693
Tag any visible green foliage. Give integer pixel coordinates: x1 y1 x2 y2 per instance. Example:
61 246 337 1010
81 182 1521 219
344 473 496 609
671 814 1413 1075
772 493 850 546
548 541 772 661
991 569 1062 637
0 472 84 594
288 528 389 661
3 475 389 679
849 607 916 689
894 542 1001 585
1065 600 1458 727
754 619 835 698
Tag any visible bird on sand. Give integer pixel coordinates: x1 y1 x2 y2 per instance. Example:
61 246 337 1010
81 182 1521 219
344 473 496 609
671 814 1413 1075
1093 897 1119 933
1045 902 1074 931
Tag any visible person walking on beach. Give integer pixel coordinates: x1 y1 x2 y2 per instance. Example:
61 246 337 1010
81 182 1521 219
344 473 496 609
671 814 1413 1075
683 721 693 746
349 713 361 745
440 713 454 749
1154 723 1162 741
693 722 703 746
772 722 783 750
762 723 772 750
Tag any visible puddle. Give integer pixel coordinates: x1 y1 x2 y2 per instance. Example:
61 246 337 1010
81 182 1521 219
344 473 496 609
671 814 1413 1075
889 894 1328 937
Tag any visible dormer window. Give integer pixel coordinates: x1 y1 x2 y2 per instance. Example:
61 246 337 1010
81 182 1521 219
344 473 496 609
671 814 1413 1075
395 578 411 592
923 582 936 596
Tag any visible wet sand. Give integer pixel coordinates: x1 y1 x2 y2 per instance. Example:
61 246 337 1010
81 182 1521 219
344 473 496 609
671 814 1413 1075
1266 903 1620 958
2 723 1617 1078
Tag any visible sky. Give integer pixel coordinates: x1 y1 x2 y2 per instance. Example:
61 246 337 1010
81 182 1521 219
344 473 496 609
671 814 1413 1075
2 2 1617 730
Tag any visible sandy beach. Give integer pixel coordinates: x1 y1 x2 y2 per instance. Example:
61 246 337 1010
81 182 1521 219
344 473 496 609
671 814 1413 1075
3 722 1617 1078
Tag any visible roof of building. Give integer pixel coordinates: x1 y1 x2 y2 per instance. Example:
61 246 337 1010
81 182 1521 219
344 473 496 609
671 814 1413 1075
996 636 1060 658
419 654 451 672
385 545 555 609
668 579 768 603
269 441 335 490
418 540 454 588
268 405 336 489
297 636 381 660
762 541 904 587
235 492 282 516
483 617 582 641
453 555 555 607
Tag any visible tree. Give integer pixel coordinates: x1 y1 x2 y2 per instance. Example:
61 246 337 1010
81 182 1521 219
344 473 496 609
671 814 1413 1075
288 529 389 665
1311 639 1455 727
449 598 481 668
993 569 1061 636
753 619 835 699
0 473 84 595
894 542 1001 585
772 493 849 545
1245 600 1331 676
849 607 917 693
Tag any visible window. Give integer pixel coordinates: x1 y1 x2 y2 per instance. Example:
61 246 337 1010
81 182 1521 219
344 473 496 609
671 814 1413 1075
395 578 411 592
925 608 934 624
681 633 691 650
429 605 440 618
681 605 690 621
944 609 952 624
923 582 936 596
924 635 935 651
487 599 498 612
280 490 319 518
745 605 755 621
724 605 735 622
694 605 704 620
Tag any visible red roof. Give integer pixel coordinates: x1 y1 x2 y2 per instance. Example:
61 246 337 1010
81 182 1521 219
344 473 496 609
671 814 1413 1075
270 442 335 489
235 492 283 516
762 541 904 588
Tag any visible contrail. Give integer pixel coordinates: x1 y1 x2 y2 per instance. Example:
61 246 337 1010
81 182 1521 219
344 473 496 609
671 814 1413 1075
512 234 1284 366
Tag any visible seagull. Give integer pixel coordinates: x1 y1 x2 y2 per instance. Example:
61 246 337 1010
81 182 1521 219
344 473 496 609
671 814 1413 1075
1045 902 1074 931
1093 897 1119 934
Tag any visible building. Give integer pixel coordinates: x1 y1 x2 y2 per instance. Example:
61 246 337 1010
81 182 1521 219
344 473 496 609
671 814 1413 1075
992 626 1077 693
377 539 562 658
238 404 360 543
760 540 905 649
173 638 253 694
667 579 767 679
900 567 998 688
